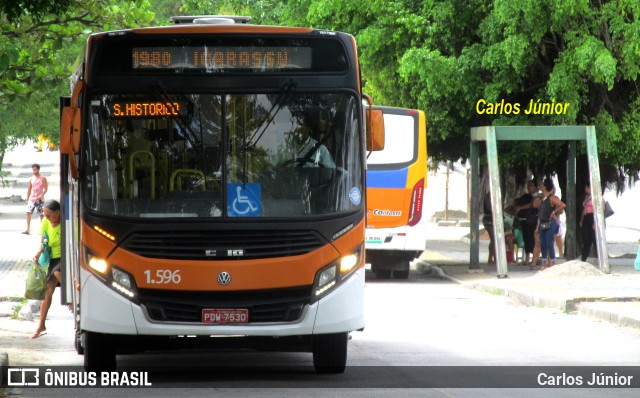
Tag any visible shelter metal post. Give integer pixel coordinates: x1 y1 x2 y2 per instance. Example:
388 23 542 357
566 141 577 259
470 140 481 268
586 126 609 273
486 127 508 277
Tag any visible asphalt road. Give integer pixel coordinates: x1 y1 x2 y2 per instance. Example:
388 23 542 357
5 270 640 397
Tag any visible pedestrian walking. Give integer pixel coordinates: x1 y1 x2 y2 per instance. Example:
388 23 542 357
23 163 48 235
30 199 61 339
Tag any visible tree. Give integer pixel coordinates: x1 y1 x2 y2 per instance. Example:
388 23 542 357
0 0 73 23
398 0 640 192
0 0 154 175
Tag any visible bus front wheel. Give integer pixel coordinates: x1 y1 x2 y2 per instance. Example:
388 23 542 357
312 332 348 374
83 331 116 372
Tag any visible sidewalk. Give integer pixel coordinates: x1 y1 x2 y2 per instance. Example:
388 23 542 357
420 224 640 330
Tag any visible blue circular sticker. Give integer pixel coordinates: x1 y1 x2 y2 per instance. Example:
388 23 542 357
349 187 361 206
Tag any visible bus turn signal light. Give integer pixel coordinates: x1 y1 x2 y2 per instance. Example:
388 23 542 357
94 225 116 241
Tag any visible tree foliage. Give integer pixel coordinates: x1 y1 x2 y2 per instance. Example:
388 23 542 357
2 0 639 192
0 0 154 165
0 0 73 23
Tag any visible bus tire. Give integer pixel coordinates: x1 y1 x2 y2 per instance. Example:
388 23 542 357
74 332 84 355
312 332 348 374
83 331 116 372
394 260 410 279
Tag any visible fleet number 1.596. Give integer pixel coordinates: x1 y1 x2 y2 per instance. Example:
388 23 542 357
144 269 181 284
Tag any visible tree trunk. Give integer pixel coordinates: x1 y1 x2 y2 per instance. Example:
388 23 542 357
445 162 450 220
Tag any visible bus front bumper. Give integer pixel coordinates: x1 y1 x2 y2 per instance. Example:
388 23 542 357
79 267 365 337
365 225 426 252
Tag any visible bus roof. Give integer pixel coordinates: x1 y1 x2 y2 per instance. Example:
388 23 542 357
89 23 319 41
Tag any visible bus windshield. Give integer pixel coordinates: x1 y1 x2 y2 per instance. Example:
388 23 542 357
84 93 362 218
366 113 416 166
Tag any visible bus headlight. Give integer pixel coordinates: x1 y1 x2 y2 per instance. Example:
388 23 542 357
112 267 132 289
312 245 362 303
85 249 108 275
87 255 108 275
340 254 358 274
83 247 138 303
110 267 138 302
315 267 337 297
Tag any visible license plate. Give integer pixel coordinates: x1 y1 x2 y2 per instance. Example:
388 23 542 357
202 308 249 324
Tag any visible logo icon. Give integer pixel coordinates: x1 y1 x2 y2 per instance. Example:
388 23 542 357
227 183 262 217
349 187 361 206
8 368 40 386
217 271 231 286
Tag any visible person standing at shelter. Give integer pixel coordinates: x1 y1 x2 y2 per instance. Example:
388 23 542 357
514 179 540 266
554 218 565 258
23 163 48 235
580 181 596 262
482 191 496 264
30 199 62 339
551 187 564 258
537 178 566 270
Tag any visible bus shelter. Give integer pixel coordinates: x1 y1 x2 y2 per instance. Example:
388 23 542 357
469 126 609 277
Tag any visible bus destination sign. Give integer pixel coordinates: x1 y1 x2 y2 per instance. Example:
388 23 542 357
132 46 312 71
108 101 185 118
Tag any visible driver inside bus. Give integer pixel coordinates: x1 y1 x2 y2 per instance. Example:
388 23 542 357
290 117 336 168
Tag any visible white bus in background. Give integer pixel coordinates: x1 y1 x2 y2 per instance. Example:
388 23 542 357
365 107 428 279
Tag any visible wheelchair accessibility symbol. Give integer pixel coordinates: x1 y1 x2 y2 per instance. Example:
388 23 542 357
227 183 262 217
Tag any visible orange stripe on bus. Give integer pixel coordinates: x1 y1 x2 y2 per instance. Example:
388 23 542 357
81 218 364 291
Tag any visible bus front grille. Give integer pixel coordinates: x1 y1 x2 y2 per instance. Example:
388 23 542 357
121 230 325 260
138 286 312 323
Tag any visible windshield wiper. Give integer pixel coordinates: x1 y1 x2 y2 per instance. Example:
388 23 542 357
238 79 297 185
245 79 297 150
151 81 199 148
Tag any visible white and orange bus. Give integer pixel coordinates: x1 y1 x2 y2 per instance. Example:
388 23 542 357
365 107 427 279
59 15 383 373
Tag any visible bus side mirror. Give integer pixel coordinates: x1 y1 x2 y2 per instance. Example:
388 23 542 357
60 106 81 154
72 109 81 153
60 106 80 179
60 107 74 155
366 109 385 151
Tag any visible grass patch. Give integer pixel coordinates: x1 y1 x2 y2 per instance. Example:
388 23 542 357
10 304 22 319
2 296 27 303
7 298 29 319
484 287 503 295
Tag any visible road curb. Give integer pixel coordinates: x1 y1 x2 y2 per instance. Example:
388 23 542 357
439 267 640 330
577 302 640 329
450 276 579 313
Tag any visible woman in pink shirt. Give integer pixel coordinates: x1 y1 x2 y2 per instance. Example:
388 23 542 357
580 181 595 261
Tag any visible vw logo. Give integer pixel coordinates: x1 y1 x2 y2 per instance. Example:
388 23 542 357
217 271 231 286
